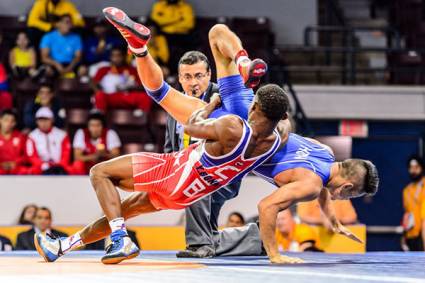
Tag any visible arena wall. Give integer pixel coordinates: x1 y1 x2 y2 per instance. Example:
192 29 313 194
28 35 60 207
0 175 275 226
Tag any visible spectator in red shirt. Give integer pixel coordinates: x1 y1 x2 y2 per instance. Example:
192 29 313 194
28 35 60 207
26 107 73 175
0 109 33 175
92 47 152 115
72 112 121 174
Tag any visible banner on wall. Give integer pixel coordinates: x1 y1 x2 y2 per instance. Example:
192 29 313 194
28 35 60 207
339 120 368 138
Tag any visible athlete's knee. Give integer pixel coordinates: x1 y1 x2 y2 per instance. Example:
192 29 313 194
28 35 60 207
89 162 108 184
209 24 230 42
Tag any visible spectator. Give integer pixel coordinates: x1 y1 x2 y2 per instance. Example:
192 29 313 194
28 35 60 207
297 199 358 229
0 63 12 112
275 210 322 252
0 110 32 175
18 204 38 225
40 14 83 79
26 107 72 175
93 47 152 114
23 83 65 130
9 32 38 80
0 234 12 251
150 0 196 69
83 18 122 67
402 155 425 251
150 0 195 36
27 0 85 47
72 112 121 174
15 207 67 250
226 212 245 228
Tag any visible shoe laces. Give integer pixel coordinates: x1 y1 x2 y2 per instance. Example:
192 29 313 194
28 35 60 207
106 230 127 253
45 232 64 256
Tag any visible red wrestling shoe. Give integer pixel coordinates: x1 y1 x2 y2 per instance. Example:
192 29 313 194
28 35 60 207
103 7 151 55
235 50 268 88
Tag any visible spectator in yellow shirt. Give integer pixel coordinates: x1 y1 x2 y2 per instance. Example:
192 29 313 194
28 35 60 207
27 0 85 47
150 0 196 71
275 210 322 252
402 155 425 251
297 199 358 230
9 32 37 80
150 0 195 35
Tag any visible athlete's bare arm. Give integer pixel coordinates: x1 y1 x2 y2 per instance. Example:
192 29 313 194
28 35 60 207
184 94 243 145
258 180 321 264
318 189 363 243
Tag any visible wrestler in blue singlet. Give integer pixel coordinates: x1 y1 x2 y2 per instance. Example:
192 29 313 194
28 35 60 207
208 76 335 186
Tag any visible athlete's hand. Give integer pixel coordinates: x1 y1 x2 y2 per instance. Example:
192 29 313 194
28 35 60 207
332 222 363 244
210 93 222 109
269 254 304 264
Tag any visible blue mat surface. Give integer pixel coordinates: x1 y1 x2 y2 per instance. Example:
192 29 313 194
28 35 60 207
1 251 424 283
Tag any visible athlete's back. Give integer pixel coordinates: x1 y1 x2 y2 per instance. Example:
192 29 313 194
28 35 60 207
254 133 335 186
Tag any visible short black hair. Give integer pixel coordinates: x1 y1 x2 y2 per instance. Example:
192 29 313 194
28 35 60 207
58 14 72 22
255 84 289 121
407 154 423 169
37 206 52 219
111 46 126 55
0 109 18 120
341 159 379 196
229 212 245 224
88 112 106 127
178 51 210 72
39 82 53 91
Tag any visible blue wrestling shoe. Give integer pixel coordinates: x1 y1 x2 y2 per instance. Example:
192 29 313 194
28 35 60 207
101 230 140 264
34 233 64 262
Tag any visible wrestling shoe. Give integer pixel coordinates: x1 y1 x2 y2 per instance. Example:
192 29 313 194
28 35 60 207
238 58 268 89
34 232 64 262
103 7 151 56
101 230 140 264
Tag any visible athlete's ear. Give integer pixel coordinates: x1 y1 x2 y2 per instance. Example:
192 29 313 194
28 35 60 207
281 112 288 120
342 183 353 191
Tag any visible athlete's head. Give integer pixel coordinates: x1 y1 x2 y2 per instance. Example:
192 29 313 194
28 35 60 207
87 112 106 139
328 159 379 200
178 51 211 98
0 109 18 134
249 84 289 123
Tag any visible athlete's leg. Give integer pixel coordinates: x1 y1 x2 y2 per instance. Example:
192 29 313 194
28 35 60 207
34 154 145 264
208 24 242 79
207 24 258 119
103 7 205 125
79 192 158 245
209 24 267 87
89 155 134 222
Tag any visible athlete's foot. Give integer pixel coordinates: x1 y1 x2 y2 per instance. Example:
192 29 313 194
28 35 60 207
34 233 65 262
103 7 151 55
238 58 268 89
101 230 140 264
